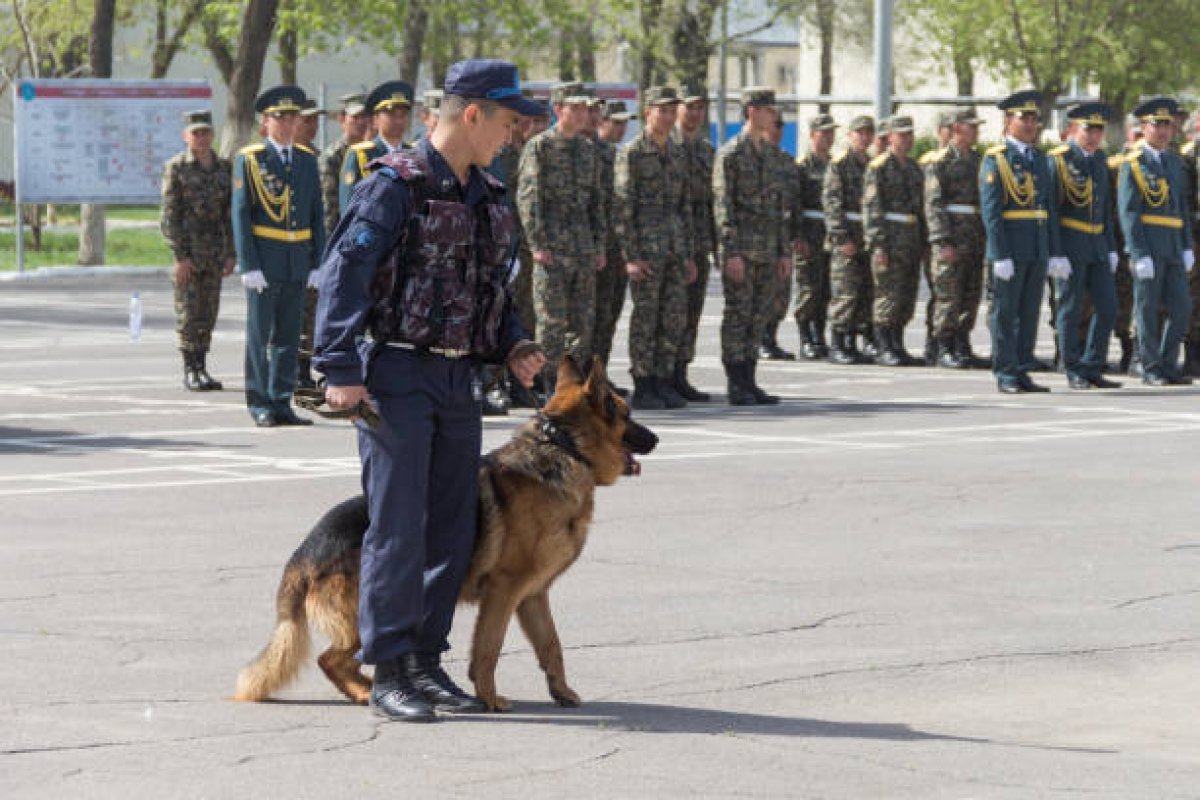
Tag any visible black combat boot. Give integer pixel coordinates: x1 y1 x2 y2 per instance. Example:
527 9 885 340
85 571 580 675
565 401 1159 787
811 320 830 358
891 327 920 366
631 376 666 410
195 352 223 390
875 328 902 367
798 321 820 360
1186 339 1200 378
759 327 796 361
924 334 938 366
828 332 858 365
860 326 878 361
956 333 989 369
370 657 436 722
296 357 317 391
1116 333 1134 374
657 375 688 409
182 352 204 392
746 361 780 405
401 653 487 714
674 362 710 403
937 336 965 369
724 362 757 406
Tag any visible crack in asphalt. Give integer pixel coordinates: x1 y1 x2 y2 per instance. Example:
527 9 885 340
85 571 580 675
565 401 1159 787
2 722 327 756
1113 588 1200 609
234 724 382 765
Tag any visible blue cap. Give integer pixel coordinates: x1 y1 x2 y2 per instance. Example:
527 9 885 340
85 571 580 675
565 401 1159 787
1066 102 1111 127
365 81 413 113
255 85 306 115
997 89 1041 115
1132 96 1179 123
444 59 544 116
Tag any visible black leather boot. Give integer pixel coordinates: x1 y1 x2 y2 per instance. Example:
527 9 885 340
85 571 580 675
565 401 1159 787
657 375 688 409
1186 339 1200 378
956 333 990 369
370 658 436 722
924 334 938 366
798 322 820 360
402 653 487 714
674 362 710 403
808 320 829 359
1116 333 1134 374
937 336 965 369
874 328 901 367
860 326 878 361
296 357 317 391
725 362 757 406
195 352 223 390
746 361 780 405
828 332 858 365
182 352 204 391
632 375 666 410
891 327 920 366
758 328 796 361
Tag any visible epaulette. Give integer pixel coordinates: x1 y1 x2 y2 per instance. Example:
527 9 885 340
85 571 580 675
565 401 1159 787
985 144 1006 156
923 147 949 165
238 143 266 155
831 152 848 165
1106 154 1124 169
869 152 890 169
1183 141 1197 157
1049 144 1069 156
294 143 315 155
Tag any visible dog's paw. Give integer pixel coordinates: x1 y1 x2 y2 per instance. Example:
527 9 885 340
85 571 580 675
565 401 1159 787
483 693 512 713
550 685 581 708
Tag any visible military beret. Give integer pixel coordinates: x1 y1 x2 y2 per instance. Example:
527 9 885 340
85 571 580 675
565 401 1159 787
644 86 681 107
300 98 323 117
809 113 837 131
741 86 776 108
182 110 213 132
949 107 984 125
339 93 367 116
1067 102 1111 127
255 85 306 116
1133 96 1179 123
603 100 632 121
848 114 875 132
680 85 707 104
998 89 1042 115
886 115 914 133
423 89 443 113
366 80 414 113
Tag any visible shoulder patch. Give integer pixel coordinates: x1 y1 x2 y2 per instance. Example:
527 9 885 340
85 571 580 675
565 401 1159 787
869 152 890 169
238 143 266 155
832 152 849 164
351 141 376 152
1049 144 1069 156
294 143 315 155
985 144 1006 156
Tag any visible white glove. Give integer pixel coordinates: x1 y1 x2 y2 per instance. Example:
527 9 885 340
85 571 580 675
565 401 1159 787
1134 257 1155 281
993 259 1015 282
240 270 269 292
1185 250 1195 273
306 270 321 290
1047 257 1072 280
1108 252 1119 274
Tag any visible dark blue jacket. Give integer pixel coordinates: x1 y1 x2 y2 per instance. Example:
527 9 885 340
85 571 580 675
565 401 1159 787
231 142 324 280
1048 141 1115 264
1118 145 1190 265
979 139 1057 264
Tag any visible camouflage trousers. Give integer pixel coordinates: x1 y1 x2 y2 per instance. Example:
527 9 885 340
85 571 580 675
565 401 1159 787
765 258 792 329
791 246 831 328
514 241 537 336
828 248 873 334
930 244 985 338
534 255 596 377
871 248 922 328
173 259 223 353
720 255 779 363
299 286 319 363
681 252 713 363
593 245 628 364
628 256 688 378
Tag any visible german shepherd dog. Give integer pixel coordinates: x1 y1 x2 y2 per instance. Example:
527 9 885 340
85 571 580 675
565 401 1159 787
234 355 658 711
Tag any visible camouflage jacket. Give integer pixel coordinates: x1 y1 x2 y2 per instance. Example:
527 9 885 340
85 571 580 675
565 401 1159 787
671 127 717 255
614 127 693 263
863 151 927 253
595 139 619 252
320 136 351 236
517 127 605 258
923 143 983 246
159 149 233 262
713 130 789 260
794 150 830 247
823 149 869 250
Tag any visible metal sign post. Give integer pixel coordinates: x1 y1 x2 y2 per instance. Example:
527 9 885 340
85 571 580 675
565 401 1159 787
873 0 893 123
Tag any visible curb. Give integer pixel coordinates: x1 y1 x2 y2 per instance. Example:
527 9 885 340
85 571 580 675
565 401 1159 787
0 265 171 282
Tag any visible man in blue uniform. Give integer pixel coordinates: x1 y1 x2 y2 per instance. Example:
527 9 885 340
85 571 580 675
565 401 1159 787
1118 97 1195 385
314 60 546 722
232 85 325 426
1048 103 1122 390
339 80 414 214
979 90 1059 393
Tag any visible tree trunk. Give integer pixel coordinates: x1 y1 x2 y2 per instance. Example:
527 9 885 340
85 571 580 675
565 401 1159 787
638 0 664 91
558 38 576 81
672 3 718 92
151 0 206 79
220 0 281 157
80 0 115 266
817 0 834 113
278 11 297 86
952 48 974 97
397 0 427 86
576 16 596 82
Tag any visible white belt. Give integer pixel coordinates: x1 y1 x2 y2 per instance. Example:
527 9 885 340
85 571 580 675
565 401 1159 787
883 212 918 224
844 212 863 222
801 210 826 220
946 204 979 215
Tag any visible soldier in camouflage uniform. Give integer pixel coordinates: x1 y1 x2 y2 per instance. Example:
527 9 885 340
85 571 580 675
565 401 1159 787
594 100 632 373
759 118 800 362
159 110 234 391
615 86 696 410
916 110 955 364
824 115 876 364
924 108 987 368
518 81 606 389
320 94 369 237
671 86 717 401
713 87 791 405
339 81 413 214
511 93 550 345
863 115 928 366
1181 111 1200 375
790 114 836 360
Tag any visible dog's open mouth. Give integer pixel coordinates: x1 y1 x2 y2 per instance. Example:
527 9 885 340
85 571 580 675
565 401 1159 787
622 446 642 476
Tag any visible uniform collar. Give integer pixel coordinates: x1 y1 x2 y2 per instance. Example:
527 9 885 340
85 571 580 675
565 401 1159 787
267 137 291 161
416 137 488 205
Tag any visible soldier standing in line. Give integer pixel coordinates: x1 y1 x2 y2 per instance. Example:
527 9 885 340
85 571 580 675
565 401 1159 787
160 110 234 391
1118 97 1194 386
924 108 987 369
670 86 717 402
615 86 696 410
1180 110 1200 375
292 97 324 391
232 85 325 425
712 86 791 405
320 93 369 237
916 110 955 365
824 115 876 364
594 100 632 376
759 117 800 362
1107 117 1143 373
339 81 414 214
296 99 322 149
517 81 606 391
790 114 836 361
863 115 928 366
510 92 550 351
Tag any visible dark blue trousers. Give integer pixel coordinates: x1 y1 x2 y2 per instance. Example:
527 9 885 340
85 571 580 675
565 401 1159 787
244 279 305 416
991 259 1047 382
356 347 482 664
1056 259 1116 380
1133 259 1192 379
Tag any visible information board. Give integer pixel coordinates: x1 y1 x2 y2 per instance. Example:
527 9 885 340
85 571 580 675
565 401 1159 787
13 79 212 204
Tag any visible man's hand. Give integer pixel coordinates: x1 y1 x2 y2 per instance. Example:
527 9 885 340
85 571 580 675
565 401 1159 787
776 256 793 280
326 384 371 422
174 258 194 286
595 254 606 272
793 239 811 259
724 254 746 283
507 341 547 388
685 258 698 285
840 242 858 257
993 259 1015 281
939 244 957 264
240 271 269 292
222 257 236 277
626 260 652 282
533 250 554 266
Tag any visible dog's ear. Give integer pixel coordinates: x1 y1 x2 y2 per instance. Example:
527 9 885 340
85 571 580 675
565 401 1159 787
583 355 609 401
556 354 585 388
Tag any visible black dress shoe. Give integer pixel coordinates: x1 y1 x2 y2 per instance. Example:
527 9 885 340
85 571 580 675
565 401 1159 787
997 379 1026 394
402 653 487 713
1088 375 1122 389
1067 374 1092 390
1018 375 1050 393
371 659 437 722
275 408 314 426
1166 374 1194 386
251 409 277 427
1143 372 1169 386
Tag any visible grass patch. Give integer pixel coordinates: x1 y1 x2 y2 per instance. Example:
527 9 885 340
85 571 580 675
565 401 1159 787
0 203 162 225
0 226 171 270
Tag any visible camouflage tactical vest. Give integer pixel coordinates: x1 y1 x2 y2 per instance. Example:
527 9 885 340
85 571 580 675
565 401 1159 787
366 151 515 358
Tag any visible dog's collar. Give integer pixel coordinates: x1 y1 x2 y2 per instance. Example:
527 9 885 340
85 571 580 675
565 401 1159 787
534 412 592 467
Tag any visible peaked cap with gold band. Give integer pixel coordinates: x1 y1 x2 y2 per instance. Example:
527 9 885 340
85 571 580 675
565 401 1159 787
366 80 414 113
1132 96 1179 123
1066 102 1111 128
997 89 1041 115
255 85 306 116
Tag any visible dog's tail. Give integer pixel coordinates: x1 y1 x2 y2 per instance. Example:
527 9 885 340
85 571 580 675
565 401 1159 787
233 564 311 701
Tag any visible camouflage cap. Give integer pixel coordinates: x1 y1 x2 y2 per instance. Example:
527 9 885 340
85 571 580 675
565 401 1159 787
680 85 707 104
339 92 367 116
848 114 875 132
935 110 954 128
551 81 590 105
182 110 213 132
644 86 681 107
423 89 443 113
741 86 776 108
886 115 913 133
300 98 323 117
949 107 984 125
876 119 890 135
603 100 632 121
808 113 837 131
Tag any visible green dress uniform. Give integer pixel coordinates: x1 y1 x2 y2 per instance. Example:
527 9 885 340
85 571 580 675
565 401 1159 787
232 88 326 424
338 81 414 214
1118 98 1194 384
